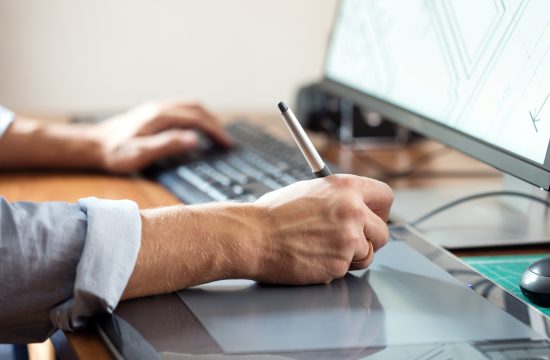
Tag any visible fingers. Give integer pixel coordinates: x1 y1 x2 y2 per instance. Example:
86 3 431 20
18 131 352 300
349 206 387 271
351 222 370 262
158 105 233 147
357 178 393 222
347 204 387 271
138 129 199 164
327 175 393 222
362 205 390 252
111 130 199 173
349 241 374 270
327 176 390 272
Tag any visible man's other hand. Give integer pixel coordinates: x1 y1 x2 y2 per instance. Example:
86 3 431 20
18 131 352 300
94 100 232 173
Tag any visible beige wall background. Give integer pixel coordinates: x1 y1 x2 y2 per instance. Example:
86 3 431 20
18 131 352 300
0 0 337 114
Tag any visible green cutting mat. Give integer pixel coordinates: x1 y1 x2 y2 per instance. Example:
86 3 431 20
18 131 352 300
461 254 550 317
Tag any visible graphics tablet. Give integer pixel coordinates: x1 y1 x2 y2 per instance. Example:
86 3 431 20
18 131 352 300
97 224 550 359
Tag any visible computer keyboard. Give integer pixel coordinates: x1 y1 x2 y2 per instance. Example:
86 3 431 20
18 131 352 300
145 121 327 204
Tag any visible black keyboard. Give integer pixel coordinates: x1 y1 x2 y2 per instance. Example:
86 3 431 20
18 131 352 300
145 121 327 204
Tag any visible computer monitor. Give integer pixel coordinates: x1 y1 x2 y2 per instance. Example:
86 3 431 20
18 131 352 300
322 0 550 191
321 0 550 247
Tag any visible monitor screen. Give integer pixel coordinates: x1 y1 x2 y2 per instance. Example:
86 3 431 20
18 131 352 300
323 0 550 188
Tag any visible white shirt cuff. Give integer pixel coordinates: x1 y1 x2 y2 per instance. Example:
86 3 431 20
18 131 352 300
50 197 141 330
0 105 15 139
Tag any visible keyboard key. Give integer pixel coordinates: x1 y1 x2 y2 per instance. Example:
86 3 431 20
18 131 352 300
195 163 232 187
212 160 248 185
176 166 228 201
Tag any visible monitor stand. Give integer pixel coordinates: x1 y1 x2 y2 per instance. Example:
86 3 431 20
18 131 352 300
391 175 550 249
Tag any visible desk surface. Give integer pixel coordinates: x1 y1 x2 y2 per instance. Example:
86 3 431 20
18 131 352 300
0 113 545 359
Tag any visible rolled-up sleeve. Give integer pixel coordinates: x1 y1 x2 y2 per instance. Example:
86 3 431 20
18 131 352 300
0 197 141 343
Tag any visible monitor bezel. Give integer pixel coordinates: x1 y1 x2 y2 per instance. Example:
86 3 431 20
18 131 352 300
320 1 550 191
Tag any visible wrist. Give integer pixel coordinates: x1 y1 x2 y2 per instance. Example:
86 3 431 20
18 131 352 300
27 120 106 170
225 202 271 280
52 122 106 170
189 202 269 281
71 124 106 170
86 123 113 171
125 202 271 299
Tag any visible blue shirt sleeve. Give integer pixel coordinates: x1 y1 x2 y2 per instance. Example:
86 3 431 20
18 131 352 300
0 197 141 343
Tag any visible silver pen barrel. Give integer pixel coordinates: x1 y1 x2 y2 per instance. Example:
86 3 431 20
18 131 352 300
278 101 332 177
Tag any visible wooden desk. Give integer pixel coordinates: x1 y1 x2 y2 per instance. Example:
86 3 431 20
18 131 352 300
0 113 534 358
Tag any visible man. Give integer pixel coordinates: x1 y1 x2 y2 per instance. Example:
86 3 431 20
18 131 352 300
0 100 393 343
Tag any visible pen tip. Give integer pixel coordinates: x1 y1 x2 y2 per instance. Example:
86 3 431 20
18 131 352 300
277 101 288 113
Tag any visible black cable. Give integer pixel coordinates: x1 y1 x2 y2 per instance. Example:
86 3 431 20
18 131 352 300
411 191 550 227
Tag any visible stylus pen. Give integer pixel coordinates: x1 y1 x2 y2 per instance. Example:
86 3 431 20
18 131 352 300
278 101 332 178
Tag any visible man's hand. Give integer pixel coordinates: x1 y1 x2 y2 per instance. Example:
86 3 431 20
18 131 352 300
124 174 393 299
252 174 393 285
94 100 232 173
0 100 230 172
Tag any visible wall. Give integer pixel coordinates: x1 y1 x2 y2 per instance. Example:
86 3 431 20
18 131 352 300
0 0 337 113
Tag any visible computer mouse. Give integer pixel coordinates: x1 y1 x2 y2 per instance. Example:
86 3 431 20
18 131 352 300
520 256 550 307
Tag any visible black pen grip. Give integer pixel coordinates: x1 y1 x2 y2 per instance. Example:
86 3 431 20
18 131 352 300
313 164 332 178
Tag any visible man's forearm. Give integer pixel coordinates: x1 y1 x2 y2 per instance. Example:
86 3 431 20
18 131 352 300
0 117 104 169
122 202 265 300
122 175 393 299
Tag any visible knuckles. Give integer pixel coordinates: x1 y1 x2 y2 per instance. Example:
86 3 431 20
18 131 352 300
326 259 350 279
335 225 360 249
326 174 359 189
377 181 394 207
380 226 390 247
333 201 367 222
